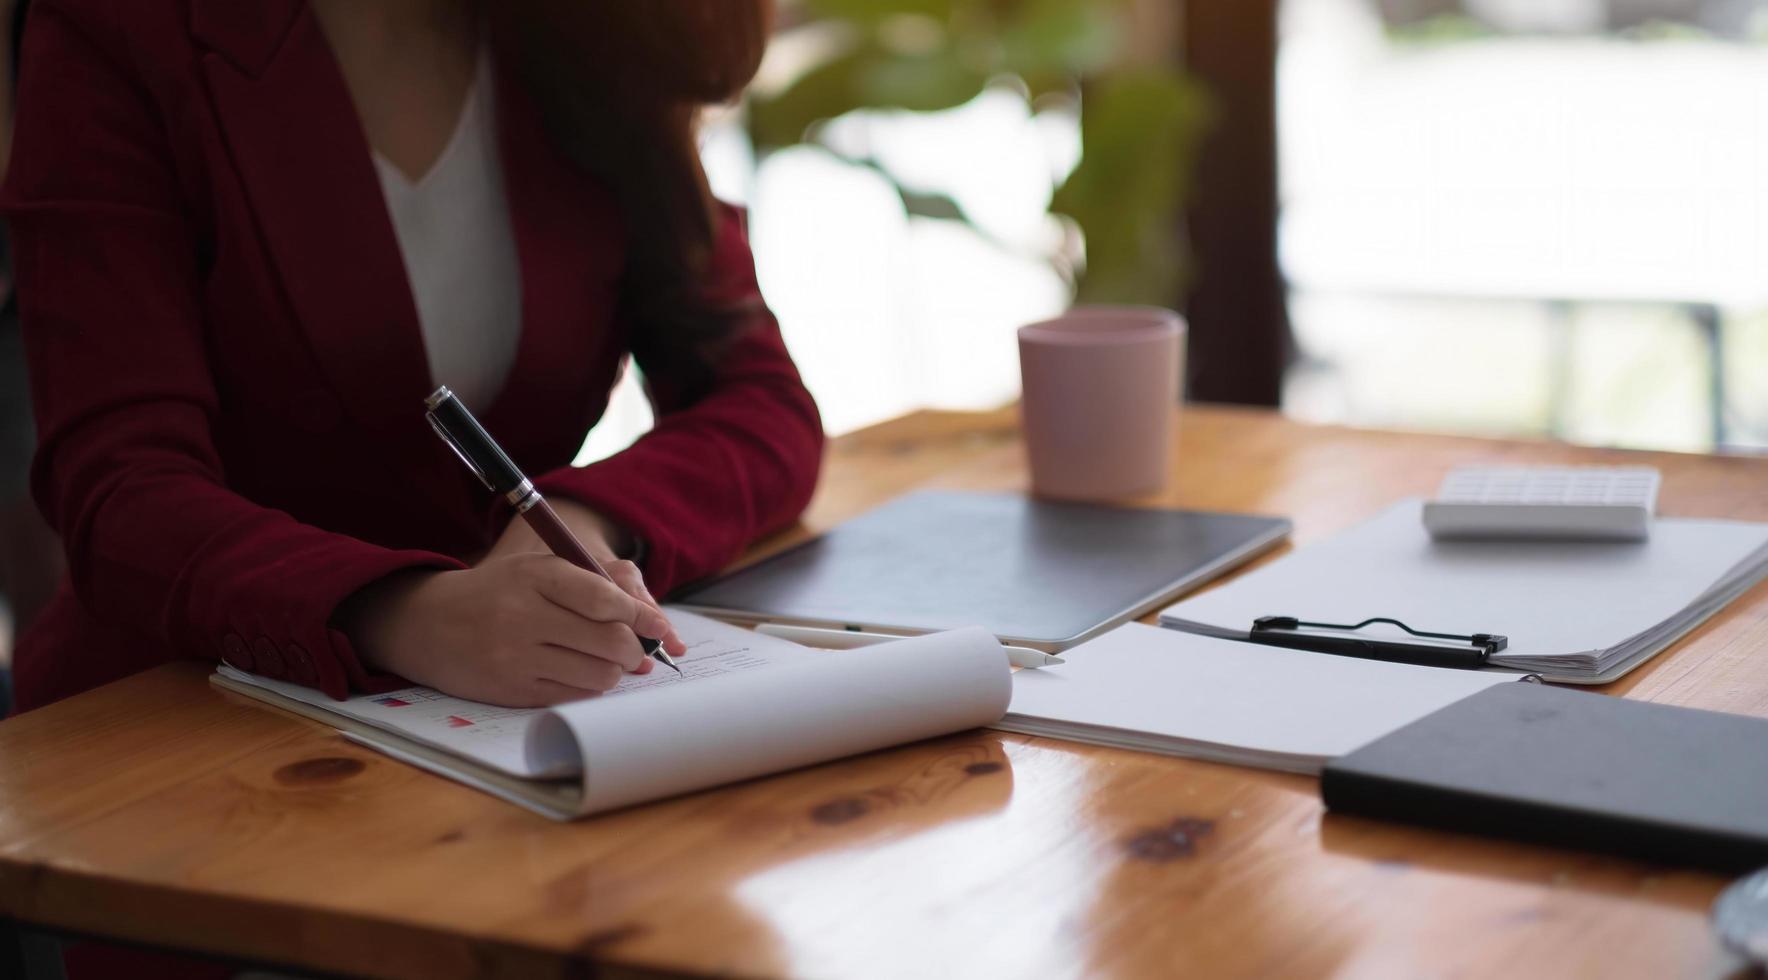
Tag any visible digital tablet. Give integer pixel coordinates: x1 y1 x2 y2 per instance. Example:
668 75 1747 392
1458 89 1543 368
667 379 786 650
674 490 1291 651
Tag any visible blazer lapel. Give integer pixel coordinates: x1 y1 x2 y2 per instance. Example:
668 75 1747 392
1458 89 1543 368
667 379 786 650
194 0 432 438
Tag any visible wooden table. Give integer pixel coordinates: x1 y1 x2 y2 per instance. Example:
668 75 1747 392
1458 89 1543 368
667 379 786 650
2 406 1766 979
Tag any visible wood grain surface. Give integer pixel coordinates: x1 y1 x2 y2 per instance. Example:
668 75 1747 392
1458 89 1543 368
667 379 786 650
2 405 1765 979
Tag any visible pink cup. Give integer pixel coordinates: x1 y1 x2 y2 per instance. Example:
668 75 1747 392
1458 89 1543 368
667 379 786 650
1017 306 1185 501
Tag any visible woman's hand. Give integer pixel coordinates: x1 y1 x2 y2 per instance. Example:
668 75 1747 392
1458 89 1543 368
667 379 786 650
481 499 685 654
343 554 676 707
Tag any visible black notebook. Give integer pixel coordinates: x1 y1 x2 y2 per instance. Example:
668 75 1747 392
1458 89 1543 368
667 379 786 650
1322 682 1768 872
676 491 1291 651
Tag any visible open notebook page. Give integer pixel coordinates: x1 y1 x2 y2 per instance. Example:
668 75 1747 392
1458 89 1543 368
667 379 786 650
215 610 820 778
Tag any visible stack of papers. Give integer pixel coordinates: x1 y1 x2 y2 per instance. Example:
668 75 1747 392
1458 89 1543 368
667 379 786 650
996 623 1519 773
1159 500 1768 684
215 612 1011 819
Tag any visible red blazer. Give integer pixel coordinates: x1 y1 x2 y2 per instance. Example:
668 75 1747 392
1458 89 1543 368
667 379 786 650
3 0 824 713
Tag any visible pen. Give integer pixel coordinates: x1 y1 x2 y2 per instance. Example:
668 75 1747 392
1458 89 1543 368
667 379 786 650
424 386 679 675
754 623 1065 669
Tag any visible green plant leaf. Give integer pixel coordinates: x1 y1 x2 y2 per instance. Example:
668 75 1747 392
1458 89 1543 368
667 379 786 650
801 0 958 24
747 45 873 150
747 39 987 150
999 0 1122 77
1052 67 1213 303
857 52 988 112
748 2 1212 305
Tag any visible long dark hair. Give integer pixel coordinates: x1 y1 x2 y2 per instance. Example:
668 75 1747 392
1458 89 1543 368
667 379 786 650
496 2 773 391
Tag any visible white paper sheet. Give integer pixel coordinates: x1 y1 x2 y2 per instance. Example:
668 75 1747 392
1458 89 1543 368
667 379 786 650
998 623 1519 773
1159 500 1768 681
530 625 1012 813
217 610 820 778
217 610 1013 817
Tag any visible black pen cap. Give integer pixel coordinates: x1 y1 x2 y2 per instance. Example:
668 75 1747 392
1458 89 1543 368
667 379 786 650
424 386 526 496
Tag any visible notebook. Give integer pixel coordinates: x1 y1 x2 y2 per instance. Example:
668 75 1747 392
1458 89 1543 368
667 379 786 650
1322 682 1768 872
675 490 1291 651
211 611 1010 819
994 623 1520 774
1159 499 1768 683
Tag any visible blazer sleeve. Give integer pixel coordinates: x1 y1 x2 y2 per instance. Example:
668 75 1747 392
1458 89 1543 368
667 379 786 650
3 6 461 699
532 204 824 594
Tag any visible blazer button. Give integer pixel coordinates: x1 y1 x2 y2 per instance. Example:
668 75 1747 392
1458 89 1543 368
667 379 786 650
291 389 343 433
253 637 285 678
222 633 254 672
284 643 316 685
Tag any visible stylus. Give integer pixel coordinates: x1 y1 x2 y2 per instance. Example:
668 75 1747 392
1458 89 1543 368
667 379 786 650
755 623 1064 669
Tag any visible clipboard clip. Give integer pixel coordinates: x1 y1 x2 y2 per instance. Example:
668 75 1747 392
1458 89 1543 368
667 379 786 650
1248 616 1507 670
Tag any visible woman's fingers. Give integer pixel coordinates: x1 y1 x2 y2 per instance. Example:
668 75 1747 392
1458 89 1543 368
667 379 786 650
524 598 646 671
525 676 606 707
613 564 671 633
529 643 627 695
605 560 687 656
606 559 656 608
529 557 670 640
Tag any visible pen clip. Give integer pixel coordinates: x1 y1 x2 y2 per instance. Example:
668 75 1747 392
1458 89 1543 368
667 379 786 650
426 410 494 492
1252 615 1508 656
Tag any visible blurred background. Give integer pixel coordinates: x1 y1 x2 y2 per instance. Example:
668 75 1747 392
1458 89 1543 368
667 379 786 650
5 0 1768 676
578 0 1768 461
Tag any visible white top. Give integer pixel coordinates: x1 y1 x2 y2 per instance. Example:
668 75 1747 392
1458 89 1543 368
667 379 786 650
374 53 522 411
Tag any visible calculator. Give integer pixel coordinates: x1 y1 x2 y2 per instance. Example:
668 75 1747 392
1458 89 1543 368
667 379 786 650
1422 466 1659 541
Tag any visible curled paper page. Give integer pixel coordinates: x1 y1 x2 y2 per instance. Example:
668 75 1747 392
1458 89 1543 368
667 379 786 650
214 612 1012 818
528 625 1012 815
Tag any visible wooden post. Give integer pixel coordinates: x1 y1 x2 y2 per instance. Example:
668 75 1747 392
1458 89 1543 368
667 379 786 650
1181 0 1289 406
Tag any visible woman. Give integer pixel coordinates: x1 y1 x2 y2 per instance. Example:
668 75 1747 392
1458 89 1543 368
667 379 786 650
3 0 822 716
